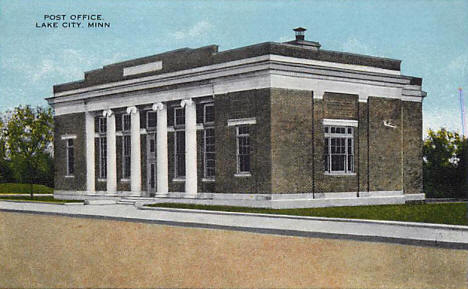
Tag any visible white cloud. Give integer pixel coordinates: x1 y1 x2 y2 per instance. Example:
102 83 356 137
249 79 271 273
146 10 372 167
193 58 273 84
341 37 375 56
278 35 290 43
447 53 468 82
172 21 213 40
2 49 128 84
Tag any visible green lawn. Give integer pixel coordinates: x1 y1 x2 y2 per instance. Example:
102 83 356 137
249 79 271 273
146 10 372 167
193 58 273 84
0 183 53 194
0 195 82 204
148 202 468 226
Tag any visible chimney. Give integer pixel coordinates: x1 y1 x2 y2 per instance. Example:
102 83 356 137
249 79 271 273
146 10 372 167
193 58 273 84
294 27 306 41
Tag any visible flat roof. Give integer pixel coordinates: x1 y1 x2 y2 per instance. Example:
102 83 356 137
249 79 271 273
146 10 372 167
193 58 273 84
53 40 407 94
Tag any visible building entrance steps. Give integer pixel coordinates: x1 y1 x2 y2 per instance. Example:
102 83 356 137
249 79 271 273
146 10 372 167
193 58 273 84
54 190 424 209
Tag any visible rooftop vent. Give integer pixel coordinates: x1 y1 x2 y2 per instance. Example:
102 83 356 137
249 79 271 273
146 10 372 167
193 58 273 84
294 27 306 41
286 27 321 51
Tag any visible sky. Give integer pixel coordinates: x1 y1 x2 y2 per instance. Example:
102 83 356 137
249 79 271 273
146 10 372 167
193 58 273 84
0 0 467 135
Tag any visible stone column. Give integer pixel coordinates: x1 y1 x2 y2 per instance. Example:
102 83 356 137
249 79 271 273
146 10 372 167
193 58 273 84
181 99 197 197
85 111 95 194
153 102 168 196
104 109 117 194
127 106 141 195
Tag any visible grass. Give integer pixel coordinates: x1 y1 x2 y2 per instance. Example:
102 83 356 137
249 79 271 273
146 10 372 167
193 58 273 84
0 183 53 194
0 195 82 204
147 202 468 226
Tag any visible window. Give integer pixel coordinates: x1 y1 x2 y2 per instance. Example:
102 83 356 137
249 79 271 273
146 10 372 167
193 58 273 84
99 137 107 179
324 126 354 174
98 116 107 179
122 114 131 179
204 128 215 178
98 116 106 134
122 135 131 178
174 106 186 178
174 107 185 127
66 139 74 176
236 125 250 174
204 103 215 124
149 138 155 153
122 114 131 132
202 103 215 179
175 130 185 177
147 111 157 130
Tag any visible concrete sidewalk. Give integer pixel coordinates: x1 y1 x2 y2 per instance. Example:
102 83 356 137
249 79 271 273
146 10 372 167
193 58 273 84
0 201 467 249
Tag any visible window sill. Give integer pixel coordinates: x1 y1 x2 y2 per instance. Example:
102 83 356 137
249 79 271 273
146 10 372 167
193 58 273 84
202 178 215 182
64 175 75 178
97 178 107 182
324 172 356 176
172 177 186 182
120 178 130 183
234 173 251 177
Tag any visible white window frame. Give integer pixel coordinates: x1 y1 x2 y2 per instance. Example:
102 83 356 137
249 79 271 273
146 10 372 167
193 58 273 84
203 103 215 125
201 103 215 180
98 136 107 180
174 129 185 179
174 107 185 127
147 110 157 130
173 106 186 179
66 138 74 177
122 135 131 179
98 116 107 134
324 125 355 175
236 125 251 176
97 116 107 180
121 114 131 180
122 113 131 132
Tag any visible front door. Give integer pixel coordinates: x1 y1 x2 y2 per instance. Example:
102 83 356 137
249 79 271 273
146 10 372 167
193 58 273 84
147 133 157 197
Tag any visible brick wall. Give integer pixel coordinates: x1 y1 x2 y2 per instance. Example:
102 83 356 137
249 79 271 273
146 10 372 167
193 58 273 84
368 97 403 191
54 113 86 191
402 101 423 194
270 88 313 193
215 88 272 194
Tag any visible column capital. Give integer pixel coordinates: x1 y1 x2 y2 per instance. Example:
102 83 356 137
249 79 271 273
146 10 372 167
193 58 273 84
126 106 138 114
313 90 324 100
180 98 194 108
358 92 369 103
152 102 166 111
103 109 113 117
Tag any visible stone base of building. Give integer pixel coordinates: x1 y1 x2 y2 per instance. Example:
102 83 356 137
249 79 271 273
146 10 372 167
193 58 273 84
54 190 425 209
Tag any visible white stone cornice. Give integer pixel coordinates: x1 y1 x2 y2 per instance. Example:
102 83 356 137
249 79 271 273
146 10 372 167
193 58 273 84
50 57 424 116
49 55 410 104
126 106 138 114
152 102 165 111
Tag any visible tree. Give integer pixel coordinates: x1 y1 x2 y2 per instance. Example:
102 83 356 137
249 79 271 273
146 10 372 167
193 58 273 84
423 128 467 198
3 106 53 197
0 116 8 182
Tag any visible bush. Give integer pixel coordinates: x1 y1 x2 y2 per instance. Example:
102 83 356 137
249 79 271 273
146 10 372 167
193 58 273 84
0 183 53 194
